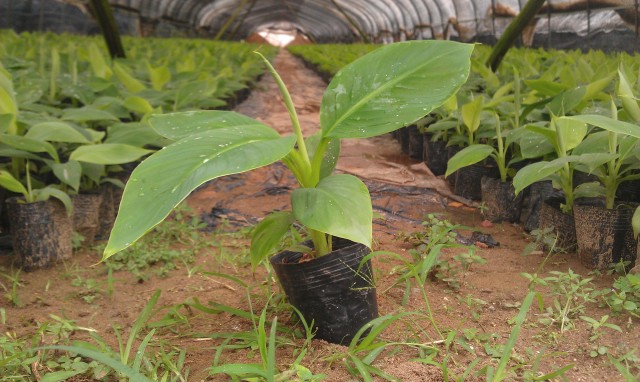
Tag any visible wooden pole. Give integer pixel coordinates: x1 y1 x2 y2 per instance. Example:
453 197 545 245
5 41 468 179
486 0 546 71
89 0 125 59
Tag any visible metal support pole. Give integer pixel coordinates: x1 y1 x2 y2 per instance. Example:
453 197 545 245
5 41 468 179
89 0 126 58
487 0 546 71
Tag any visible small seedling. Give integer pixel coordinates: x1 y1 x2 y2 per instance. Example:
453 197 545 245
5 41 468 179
1 267 23 307
580 315 622 342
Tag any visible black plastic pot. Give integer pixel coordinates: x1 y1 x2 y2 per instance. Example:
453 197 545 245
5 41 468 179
617 178 640 203
96 183 124 240
480 176 524 223
422 135 447 176
454 162 499 201
539 197 577 252
445 145 462 187
574 201 637 269
398 127 410 155
407 125 423 159
6 197 72 271
270 238 378 345
522 181 562 232
72 193 103 246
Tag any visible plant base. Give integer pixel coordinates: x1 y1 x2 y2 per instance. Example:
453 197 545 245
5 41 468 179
480 176 524 223
270 238 378 345
407 125 423 159
6 197 72 271
423 136 447 176
96 184 123 240
539 197 577 252
72 193 103 246
522 181 561 232
574 201 637 269
454 163 498 201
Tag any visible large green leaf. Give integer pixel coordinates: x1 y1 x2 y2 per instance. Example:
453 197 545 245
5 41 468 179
524 79 569 96
106 123 166 147
80 162 105 184
546 87 585 116
0 146 42 161
250 211 295 269
70 144 153 165
0 169 27 197
113 61 146 93
513 160 566 195
461 97 483 135
48 160 82 192
291 174 372 247
320 41 473 139
572 153 617 174
617 67 640 122
104 126 296 258
522 125 556 158
445 144 494 178
564 115 640 139
633 207 640 238
87 43 113 80
147 62 171 91
62 107 119 123
574 181 605 199
32 186 73 216
554 117 587 152
25 121 91 143
148 110 265 141
122 96 154 115
0 134 59 162
572 131 608 155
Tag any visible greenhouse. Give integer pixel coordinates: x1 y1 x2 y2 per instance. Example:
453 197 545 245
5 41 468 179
0 0 639 380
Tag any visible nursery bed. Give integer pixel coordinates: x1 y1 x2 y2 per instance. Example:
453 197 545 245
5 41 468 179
1 49 638 381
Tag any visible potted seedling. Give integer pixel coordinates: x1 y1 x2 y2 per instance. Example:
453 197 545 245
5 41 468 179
0 162 73 271
563 89 640 268
511 86 602 250
444 73 526 221
102 41 473 344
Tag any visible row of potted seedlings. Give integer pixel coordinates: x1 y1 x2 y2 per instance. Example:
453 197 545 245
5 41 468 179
0 31 277 271
394 49 640 271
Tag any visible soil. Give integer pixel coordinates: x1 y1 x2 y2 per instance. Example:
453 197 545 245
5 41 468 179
1 49 638 381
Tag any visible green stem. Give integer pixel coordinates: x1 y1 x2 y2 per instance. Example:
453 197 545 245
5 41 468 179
553 117 574 213
256 52 312 183
310 229 329 256
605 131 618 209
418 279 444 340
25 161 33 203
310 138 330 186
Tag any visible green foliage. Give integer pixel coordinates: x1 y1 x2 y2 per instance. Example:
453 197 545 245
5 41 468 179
104 40 473 262
537 270 598 332
606 273 640 317
0 31 277 211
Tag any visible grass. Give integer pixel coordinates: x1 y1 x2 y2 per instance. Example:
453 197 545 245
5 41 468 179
1 210 640 381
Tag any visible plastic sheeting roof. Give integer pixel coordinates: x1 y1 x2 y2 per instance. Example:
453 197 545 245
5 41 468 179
107 0 635 43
